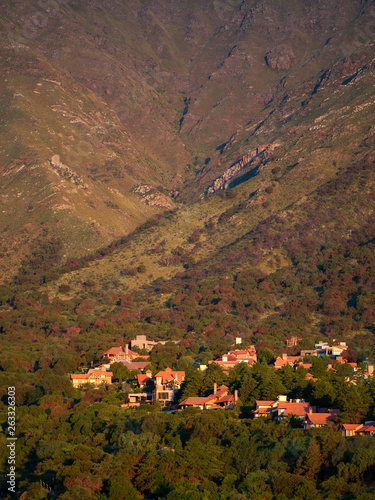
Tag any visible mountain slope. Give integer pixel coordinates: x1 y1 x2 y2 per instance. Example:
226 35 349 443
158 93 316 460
0 0 374 282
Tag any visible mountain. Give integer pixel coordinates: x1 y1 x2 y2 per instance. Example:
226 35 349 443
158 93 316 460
0 0 374 286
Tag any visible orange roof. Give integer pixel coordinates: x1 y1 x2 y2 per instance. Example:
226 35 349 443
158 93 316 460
87 369 112 376
104 346 126 356
299 363 312 369
179 397 208 406
253 408 270 414
256 400 276 406
155 368 185 384
278 402 311 417
136 374 153 386
342 423 361 430
305 413 338 425
360 424 375 432
216 395 234 404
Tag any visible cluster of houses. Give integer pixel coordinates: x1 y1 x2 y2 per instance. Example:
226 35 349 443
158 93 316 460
70 337 185 407
273 341 374 380
253 395 375 435
69 336 375 435
70 344 150 388
207 346 257 370
252 395 340 427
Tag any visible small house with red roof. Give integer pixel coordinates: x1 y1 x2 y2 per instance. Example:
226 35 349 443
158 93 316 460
136 369 154 389
179 384 238 410
274 353 302 369
252 396 287 418
103 345 149 362
342 422 375 437
154 367 185 407
276 401 314 421
303 410 340 429
209 347 257 370
70 370 112 388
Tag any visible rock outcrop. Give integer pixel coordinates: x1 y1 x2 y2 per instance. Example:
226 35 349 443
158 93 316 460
207 142 280 194
265 46 295 71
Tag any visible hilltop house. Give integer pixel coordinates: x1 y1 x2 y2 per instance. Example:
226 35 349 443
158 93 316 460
274 353 302 369
303 409 340 429
126 367 185 408
102 345 149 362
154 367 185 407
130 334 179 353
342 422 375 437
179 384 238 410
70 369 112 388
252 395 288 418
301 341 348 360
252 395 340 427
209 346 257 370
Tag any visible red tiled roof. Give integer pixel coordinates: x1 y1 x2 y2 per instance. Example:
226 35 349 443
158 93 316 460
216 395 234 404
299 363 312 369
253 408 272 414
104 346 125 356
360 424 375 432
342 424 361 430
155 368 185 384
305 413 338 425
278 402 311 417
136 374 154 386
179 397 207 406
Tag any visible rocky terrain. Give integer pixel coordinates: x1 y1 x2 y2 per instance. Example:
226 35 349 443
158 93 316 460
0 0 374 280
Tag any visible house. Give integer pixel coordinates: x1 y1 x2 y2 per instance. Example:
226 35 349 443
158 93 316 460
303 410 340 429
202 385 237 409
179 384 238 410
342 422 375 437
128 367 185 408
314 341 347 359
136 370 154 389
276 401 314 421
252 395 317 420
102 345 149 362
274 353 302 369
130 335 179 353
209 346 257 369
252 395 287 418
301 342 348 360
70 370 112 388
125 392 155 407
154 367 185 407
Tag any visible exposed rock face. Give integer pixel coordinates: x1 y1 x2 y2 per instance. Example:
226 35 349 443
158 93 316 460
265 46 295 71
207 142 280 193
133 184 175 209
50 155 89 190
